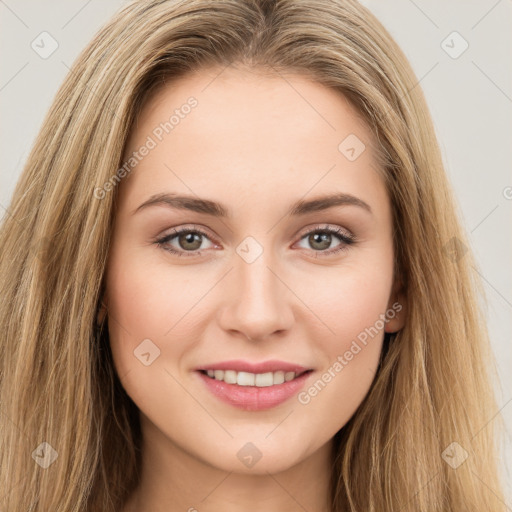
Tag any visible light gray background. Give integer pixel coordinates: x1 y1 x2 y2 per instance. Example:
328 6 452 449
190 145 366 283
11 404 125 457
1 0 511 503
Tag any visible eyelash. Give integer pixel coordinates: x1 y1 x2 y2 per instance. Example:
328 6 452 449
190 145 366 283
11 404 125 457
154 224 356 258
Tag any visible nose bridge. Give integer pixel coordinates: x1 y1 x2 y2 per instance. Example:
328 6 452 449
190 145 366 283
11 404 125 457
222 238 293 340
239 250 280 303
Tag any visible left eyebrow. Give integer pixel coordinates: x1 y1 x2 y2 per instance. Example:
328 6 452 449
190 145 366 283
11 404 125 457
131 192 373 218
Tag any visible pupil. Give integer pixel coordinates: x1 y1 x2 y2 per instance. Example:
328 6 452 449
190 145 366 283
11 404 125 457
180 232 201 250
311 233 330 250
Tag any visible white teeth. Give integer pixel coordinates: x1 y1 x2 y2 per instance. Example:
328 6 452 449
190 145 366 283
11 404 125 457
273 371 285 385
205 369 303 386
255 372 273 387
223 370 237 384
284 371 295 382
237 371 255 386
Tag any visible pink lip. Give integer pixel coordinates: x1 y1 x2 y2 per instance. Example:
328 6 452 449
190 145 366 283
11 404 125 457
195 360 314 411
195 359 310 374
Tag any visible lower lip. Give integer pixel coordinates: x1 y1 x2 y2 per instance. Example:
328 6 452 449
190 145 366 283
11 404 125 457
196 370 313 411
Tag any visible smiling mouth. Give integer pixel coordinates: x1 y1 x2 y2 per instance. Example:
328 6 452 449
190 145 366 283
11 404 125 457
198 369 313 387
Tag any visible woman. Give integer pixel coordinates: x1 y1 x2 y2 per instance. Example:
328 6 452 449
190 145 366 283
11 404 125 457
0 0 506 510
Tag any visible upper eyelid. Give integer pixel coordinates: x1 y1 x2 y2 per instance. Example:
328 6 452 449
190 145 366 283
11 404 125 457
295 223 353 239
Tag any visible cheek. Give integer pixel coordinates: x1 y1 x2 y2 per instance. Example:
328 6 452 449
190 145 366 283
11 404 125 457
294 262 393 431
104 245 187 378
104 249 199 421
310 256 394 349
106 244 192 338
104 243 221 395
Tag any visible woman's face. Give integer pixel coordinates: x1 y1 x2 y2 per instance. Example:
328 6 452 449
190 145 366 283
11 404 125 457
102 65 405 475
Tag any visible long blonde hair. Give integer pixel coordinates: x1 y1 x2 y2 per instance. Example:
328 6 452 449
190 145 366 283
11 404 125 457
0 0 506 510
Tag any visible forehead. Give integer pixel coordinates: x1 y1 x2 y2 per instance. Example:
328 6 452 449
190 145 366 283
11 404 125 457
118 65 387 219
131 65 373 150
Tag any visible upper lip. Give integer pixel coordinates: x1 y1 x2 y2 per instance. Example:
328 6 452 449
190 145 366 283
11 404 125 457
195 359 312 375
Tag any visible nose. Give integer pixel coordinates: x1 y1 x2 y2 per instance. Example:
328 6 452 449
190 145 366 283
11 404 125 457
218 247 295 342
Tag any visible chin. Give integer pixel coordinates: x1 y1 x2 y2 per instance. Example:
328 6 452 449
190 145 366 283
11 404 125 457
197 438 314 475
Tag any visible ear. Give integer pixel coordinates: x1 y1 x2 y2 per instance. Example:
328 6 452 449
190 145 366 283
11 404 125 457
384 276 406 333
96 299 107 326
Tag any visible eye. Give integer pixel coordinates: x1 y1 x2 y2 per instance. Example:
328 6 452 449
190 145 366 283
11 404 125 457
154 225 217 258
154 223 356 258
294 224 356 257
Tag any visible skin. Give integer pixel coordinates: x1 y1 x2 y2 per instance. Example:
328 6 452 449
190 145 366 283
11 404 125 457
99 64 406 512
